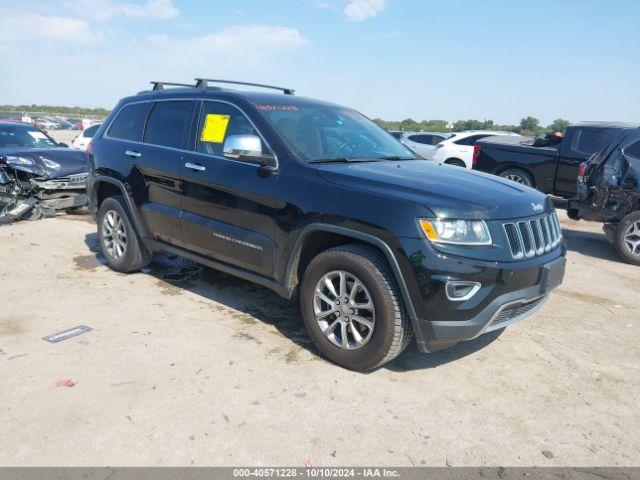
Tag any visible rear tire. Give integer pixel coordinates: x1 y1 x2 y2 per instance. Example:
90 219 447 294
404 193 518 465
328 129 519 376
300 244 413 371
500 168 534 187
97 196 152 273
614 211 640 266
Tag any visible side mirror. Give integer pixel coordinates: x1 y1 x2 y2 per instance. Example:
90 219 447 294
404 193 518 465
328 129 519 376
58 142 69 148
223 134 275 168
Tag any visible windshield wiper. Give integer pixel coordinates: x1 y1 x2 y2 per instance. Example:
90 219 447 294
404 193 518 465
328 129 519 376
308 157 381 164
376 155 418 161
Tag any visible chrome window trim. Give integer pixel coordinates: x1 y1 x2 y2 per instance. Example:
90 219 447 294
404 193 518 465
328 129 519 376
103 97 279 170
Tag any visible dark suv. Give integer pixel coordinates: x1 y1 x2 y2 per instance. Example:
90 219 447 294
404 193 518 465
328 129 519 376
87 79 566 370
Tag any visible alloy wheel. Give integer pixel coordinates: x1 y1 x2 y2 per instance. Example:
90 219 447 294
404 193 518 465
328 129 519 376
313 270 375 350
623 220 640 257
102 210 127 259
504 173 525 184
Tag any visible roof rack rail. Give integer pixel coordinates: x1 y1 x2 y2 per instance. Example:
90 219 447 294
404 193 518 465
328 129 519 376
194 78 295 95
150 81 196 91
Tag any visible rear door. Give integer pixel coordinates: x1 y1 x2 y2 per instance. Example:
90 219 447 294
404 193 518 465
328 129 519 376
555 127 612 197
106 100 194 247
180 100 278 278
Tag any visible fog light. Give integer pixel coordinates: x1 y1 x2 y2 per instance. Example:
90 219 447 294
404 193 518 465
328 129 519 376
445 281 481 301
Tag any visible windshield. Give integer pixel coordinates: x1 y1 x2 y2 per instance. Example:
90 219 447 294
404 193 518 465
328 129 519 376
0 124 58 149
255 103 417 162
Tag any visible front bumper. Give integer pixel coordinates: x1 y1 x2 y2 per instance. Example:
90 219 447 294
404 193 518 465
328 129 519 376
396 237 566 353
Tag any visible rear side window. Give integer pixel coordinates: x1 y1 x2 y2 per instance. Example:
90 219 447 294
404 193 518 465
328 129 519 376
571 129 609 155
107 103 151 141
454 134 489 146
143 101 194 149
408 134 434 145
83 124 100 138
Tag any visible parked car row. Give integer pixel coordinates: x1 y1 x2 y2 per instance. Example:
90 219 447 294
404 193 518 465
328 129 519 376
2 79 636 371
389 123 640 265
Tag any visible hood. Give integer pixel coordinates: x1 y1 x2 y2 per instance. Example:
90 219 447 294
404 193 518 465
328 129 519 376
0 147 88 179
315 160 553 220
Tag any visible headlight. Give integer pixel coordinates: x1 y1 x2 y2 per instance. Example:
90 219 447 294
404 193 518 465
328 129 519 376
42 158 61 170
419 219 492 246
6 156 34 166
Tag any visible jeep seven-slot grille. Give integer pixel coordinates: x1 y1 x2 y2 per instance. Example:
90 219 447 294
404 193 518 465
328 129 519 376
503 212 562 259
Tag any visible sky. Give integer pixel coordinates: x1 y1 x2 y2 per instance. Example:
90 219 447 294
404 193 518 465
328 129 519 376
0 0 638 125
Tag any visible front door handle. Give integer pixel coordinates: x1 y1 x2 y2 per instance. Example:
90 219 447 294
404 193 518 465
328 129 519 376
125 150 142 158
185 162 206 172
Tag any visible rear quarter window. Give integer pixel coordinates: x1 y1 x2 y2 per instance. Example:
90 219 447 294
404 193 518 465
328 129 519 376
107 102 152 142
83 124 100 138
570 129 610 155
623 139 640 159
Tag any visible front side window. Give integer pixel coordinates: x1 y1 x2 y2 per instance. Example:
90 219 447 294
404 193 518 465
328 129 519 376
196 102 269 158
255 102 416 162
0 124 58 148
108 102 151 142
144 101 194 149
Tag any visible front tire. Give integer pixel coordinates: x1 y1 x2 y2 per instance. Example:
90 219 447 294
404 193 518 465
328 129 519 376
300 244 413 371
614 211 640 266
98 196 152 273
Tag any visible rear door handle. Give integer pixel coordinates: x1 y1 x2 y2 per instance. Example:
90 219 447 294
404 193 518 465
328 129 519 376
125 150 141 158
185 162 206 172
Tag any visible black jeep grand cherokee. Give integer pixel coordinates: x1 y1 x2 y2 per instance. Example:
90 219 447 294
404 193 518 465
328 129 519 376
87 79 566 370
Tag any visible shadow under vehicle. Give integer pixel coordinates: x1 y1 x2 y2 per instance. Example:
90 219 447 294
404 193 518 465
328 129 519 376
567 124 640 265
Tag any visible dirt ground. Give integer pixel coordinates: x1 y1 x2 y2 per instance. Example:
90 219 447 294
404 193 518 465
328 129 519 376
0 210 638 467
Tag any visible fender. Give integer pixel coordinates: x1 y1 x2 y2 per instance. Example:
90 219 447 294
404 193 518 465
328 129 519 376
90 175 152 244
283 223 417 319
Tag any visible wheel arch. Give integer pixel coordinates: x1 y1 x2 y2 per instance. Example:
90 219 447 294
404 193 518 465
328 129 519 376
91 175 150 242
284 224 417 319
444 157 467 167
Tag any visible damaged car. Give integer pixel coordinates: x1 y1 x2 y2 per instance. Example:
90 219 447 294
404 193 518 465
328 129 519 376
0 121 89 224
567 122 640 265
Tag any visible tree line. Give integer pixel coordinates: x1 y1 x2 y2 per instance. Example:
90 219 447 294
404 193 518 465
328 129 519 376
0 104 572 137
373 117 572 137
0 104 110 117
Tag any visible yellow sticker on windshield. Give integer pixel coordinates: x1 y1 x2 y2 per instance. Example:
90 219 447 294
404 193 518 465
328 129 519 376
201 114 230 143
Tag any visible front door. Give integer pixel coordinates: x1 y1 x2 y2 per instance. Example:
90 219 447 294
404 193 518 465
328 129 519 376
180 100 278 278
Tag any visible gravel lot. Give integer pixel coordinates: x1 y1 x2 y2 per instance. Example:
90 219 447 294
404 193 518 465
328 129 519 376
0 202 638 466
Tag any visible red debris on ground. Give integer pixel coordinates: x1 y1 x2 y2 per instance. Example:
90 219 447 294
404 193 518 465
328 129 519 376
55 379 76 388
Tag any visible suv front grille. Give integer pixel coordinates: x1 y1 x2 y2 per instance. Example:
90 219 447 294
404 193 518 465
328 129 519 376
503 211 562 259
